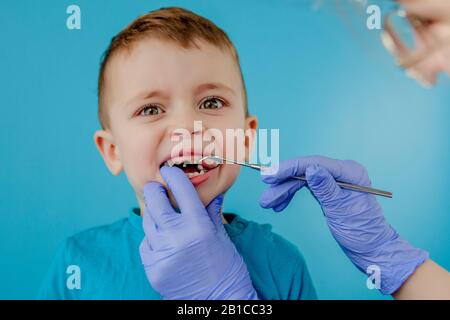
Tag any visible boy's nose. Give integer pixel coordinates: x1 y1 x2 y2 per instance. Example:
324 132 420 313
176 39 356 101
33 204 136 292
170 126 203 139
168 115 205 139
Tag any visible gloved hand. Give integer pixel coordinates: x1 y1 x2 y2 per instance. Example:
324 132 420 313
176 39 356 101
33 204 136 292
140 165 259 300
259 155 429 295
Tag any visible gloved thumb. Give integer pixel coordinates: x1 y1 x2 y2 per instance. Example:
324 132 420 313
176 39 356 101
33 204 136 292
305 165 343 208
206 193 225 232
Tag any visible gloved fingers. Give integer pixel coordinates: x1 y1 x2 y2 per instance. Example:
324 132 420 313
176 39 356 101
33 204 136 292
205 193 225 232
261 155 371 186
260 156 316 183
259 179 305 210
305 165 344 208
334 159 371 186
160 166 207 216
142 206 160 245
141 209 178 258
272 193 296 212
143 181 179 228
139 237 157 267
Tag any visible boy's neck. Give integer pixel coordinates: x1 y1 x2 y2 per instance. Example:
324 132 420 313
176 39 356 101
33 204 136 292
137 198 228 224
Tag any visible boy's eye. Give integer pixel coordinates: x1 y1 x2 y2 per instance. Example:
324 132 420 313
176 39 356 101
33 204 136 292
138 105 164 117
199 97 226 110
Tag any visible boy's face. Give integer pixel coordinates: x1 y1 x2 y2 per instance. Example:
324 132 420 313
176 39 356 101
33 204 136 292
95 38 257 210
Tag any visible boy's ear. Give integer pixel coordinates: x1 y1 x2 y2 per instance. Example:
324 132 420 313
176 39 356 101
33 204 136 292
244 115 258 161
94 130 123 176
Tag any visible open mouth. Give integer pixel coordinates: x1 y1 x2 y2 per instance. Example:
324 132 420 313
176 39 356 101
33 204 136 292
159 156 219 179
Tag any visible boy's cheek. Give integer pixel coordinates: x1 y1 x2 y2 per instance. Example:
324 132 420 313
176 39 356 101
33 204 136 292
197 164 239 206
219 164 240 193
124 163 165 199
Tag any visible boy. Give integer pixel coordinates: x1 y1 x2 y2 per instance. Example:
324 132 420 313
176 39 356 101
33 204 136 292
38 7 316 300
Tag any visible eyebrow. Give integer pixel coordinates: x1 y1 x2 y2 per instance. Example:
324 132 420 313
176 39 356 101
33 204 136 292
127 82 235 108
141 89 169 101
126 89 168 108
194 82 235 96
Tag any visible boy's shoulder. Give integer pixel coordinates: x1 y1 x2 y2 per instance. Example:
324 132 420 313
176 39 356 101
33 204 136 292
225 213 316 299
225 213 308 270
38 217 148 299
62 217 136 261
65 213 307 269
68 217 130 243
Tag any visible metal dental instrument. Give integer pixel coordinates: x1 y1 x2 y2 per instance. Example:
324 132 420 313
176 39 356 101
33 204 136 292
199 156 393 198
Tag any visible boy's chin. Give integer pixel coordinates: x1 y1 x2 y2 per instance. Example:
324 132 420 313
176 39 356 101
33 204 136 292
166 186 219 211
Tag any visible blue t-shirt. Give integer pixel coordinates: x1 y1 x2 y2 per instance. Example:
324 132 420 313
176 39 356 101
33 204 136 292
37 209 317 300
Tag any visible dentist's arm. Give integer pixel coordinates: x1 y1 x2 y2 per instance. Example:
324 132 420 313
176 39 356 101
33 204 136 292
140 165 258 300
259 156 450 299
393 259 450 299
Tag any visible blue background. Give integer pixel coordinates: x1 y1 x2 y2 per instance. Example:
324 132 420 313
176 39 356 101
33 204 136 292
0 0 449 299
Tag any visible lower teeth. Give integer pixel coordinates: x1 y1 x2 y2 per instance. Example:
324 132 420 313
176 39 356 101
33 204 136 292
187 170 205 178
186 170 205 178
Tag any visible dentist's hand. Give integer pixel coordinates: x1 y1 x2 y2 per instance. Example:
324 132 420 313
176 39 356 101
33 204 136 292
388 0 450 85
259 156 429 294
140 166 258 300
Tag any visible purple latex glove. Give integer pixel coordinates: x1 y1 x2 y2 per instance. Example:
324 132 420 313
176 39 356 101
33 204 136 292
139 165 258 300
259 155 429 295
